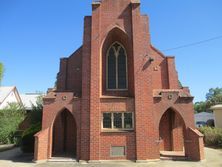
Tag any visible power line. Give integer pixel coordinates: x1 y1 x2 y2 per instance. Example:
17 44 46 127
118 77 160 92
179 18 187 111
161 35 222 52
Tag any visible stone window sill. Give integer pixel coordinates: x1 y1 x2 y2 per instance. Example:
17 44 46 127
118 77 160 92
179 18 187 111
101 129 134 133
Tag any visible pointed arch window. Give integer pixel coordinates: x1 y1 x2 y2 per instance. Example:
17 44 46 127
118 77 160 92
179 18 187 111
107 42 128 90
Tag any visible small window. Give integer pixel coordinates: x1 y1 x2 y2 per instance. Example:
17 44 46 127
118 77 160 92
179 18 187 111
103 113 112 128
111 146 125 157
102 112 134 130
124 113 133 129
113 113 122 129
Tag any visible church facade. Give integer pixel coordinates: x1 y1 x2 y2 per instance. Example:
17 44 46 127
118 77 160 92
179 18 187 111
34 0 204 162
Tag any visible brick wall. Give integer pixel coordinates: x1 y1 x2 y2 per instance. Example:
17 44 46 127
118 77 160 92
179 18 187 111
34 128 49 161
185 128 205 161
34 0 204 162
100 132 136 160
80 16 91 161
57 48 82 96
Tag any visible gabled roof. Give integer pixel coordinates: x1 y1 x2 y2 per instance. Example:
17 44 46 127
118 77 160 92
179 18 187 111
0 86 16 104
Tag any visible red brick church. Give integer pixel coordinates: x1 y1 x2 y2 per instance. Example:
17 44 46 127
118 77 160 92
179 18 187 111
34 0 204 162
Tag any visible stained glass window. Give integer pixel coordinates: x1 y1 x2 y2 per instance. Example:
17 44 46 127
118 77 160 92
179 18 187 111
107 48 116 89
118 48 127 89
107 42 127 90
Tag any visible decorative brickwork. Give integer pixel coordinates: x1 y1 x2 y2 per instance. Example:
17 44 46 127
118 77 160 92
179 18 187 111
34 0 204 162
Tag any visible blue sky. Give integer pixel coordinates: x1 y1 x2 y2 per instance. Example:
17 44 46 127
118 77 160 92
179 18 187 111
0 0 222 102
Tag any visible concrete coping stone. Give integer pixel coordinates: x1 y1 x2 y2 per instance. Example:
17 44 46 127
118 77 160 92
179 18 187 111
92 1 101 6
131 0 141 4
210 104 222 110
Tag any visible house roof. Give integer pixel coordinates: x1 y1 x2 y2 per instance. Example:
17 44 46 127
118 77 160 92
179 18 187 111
0 86 16 104
195 112 213 116
20 93 42 110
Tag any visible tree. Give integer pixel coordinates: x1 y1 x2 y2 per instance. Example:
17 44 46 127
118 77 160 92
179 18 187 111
194 87 222 113
21 96 43 153
0 62 4 85
206 88 222 108
194 101 207 113
0 103 25 144
29 95 43 124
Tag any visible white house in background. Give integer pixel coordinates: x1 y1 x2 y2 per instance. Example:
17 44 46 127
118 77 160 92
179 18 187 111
0 86 23 109
194 112 214 127
211 105 222 128
20 93 42 111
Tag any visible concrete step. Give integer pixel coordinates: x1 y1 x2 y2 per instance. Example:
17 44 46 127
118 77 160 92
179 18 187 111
48 157 77 162
160 151 188 161
160 156 188 161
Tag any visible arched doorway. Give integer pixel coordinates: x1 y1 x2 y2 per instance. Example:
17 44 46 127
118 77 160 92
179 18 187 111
159 108 185 152
52 109 77 158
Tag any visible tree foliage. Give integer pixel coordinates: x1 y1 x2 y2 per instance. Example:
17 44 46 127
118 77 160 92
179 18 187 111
0 62 4 85
206 88 222 108
194 101 207 113
29 95 43 124
195 87 222 113
21 96 43 153
0 103 25 144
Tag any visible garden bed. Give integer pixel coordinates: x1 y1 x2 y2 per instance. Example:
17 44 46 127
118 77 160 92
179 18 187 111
199 126 222 148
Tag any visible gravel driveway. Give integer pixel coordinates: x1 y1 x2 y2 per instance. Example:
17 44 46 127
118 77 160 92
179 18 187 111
0 147 222 167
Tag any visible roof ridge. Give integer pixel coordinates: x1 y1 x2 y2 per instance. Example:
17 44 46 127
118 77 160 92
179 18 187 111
0 86 16 104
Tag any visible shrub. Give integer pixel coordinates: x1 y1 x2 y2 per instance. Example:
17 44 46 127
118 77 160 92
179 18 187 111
20 96 43 153
0 103 25 144
199 126 222 147
29 96 43 125
21 123 41 153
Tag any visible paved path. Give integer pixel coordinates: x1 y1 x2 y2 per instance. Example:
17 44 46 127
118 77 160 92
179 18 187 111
0 147 222 167
0 147 34 167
